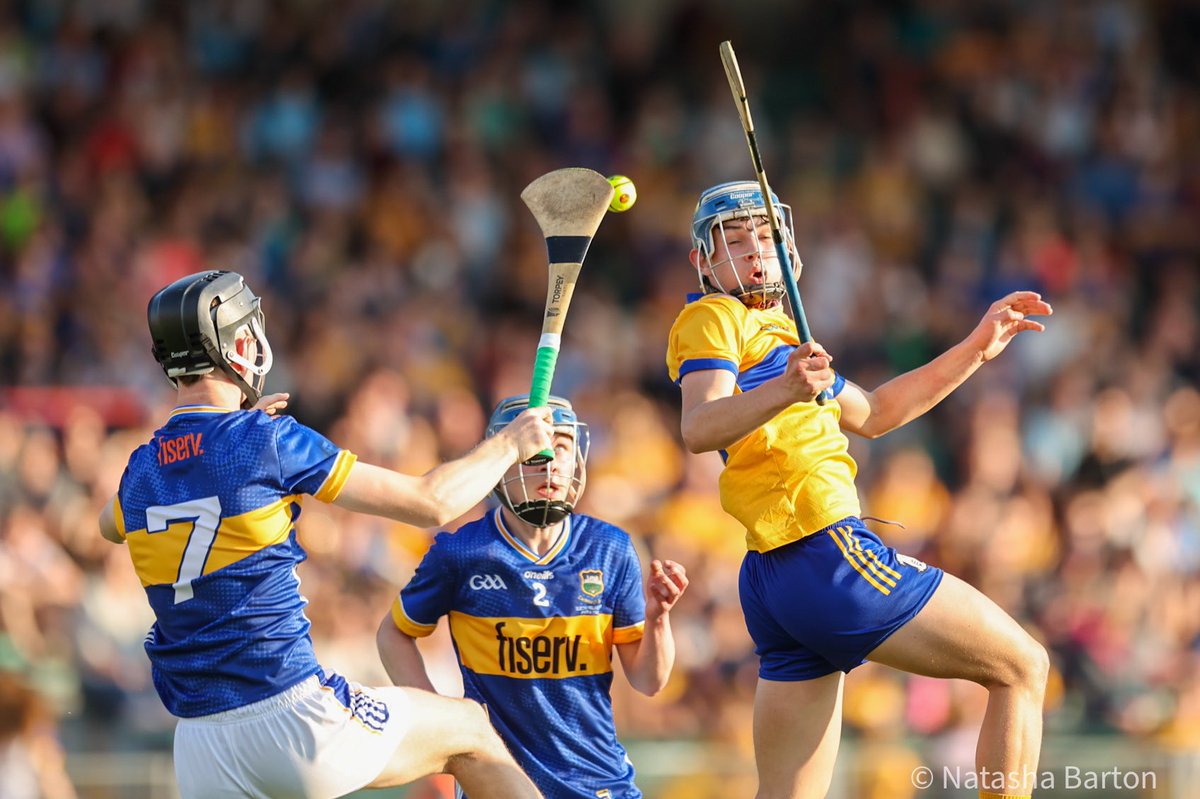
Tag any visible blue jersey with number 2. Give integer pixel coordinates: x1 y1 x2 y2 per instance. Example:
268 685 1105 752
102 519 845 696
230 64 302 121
113 405 357 717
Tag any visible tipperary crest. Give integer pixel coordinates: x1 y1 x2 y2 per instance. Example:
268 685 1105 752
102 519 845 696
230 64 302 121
579 569 604 597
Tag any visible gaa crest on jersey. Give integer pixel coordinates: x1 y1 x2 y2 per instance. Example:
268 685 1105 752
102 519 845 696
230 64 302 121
580 569 604 597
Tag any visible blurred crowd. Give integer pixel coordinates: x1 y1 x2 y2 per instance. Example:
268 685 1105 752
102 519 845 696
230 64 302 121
1 0 1199 795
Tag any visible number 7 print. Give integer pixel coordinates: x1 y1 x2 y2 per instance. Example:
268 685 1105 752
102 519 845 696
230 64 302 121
145 496 222 604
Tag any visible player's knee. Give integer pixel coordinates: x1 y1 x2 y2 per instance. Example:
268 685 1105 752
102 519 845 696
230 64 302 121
453 699 509 757
1022 638 1050 694
986 633 1049 695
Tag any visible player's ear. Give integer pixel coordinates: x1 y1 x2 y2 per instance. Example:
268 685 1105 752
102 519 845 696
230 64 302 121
231 333 252 375
689 247 705 272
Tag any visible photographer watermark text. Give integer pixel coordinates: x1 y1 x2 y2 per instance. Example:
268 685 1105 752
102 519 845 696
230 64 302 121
911 765 1158 792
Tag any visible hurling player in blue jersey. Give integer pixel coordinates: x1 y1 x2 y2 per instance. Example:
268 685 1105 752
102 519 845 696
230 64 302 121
376 394 689 799
667 183 1053 799
98 271 553 799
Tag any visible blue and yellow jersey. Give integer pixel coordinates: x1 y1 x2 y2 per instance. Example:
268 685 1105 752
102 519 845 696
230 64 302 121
113 405 356 718
391 509 646 799
666 293 861 552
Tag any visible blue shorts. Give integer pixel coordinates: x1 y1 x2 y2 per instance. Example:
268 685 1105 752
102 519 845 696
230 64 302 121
739 517 944 681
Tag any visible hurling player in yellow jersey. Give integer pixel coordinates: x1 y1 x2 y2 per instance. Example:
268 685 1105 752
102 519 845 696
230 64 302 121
666 182 1053 799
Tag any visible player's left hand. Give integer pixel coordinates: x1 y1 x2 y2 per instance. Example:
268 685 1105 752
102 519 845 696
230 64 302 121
968 291 1053 362
252 392 290 416
645 559 688 620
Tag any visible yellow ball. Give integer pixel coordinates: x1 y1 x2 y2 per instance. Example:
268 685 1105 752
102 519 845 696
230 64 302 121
607 174 637 212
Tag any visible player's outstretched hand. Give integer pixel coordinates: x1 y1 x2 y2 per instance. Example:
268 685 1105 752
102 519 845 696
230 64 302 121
780 342 835 403
646 559 688 621
968 291 1053 362
503 408 556 462
252 392 290 416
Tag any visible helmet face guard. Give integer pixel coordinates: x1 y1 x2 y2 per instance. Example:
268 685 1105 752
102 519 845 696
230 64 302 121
147 271 274 407
486 394 588 528
691 181 801 308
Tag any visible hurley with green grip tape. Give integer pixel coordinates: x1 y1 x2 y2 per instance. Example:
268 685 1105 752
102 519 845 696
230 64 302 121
519 168 614 463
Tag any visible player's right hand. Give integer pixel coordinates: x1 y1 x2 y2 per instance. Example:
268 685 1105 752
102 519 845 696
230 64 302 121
251 392 290 416
782 342 835 403
503 408 556 462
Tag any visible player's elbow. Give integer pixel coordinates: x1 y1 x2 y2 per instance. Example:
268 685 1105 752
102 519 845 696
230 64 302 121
629 670 669 697
680 417 716 454
634 677 667 698
853 423 885 440
408 480 453 528
425 493 460 528
853 413 901 440
401 503 443 529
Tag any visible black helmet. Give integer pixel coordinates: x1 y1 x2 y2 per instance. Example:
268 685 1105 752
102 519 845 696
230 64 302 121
147 271 273 407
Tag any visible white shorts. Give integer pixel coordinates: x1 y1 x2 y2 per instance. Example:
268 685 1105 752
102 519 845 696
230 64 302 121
173 674 412 799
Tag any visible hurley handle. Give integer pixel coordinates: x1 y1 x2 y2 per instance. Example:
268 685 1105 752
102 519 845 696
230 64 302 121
525 339 560 464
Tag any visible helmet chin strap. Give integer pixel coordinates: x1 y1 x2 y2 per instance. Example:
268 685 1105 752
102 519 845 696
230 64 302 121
730 282 787 307
494 460 585 529
511 501 573 527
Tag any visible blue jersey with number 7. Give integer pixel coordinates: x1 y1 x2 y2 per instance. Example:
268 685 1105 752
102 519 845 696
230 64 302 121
113 405 357 717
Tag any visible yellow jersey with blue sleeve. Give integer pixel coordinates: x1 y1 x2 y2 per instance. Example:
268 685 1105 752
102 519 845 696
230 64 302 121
666 293 861 552
391 509 646 799
113 405 356 718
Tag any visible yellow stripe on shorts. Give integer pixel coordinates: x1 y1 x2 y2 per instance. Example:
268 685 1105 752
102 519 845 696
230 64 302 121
839 527 901 588
826 528 891 595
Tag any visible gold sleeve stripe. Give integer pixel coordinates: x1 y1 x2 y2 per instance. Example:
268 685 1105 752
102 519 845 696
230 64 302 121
838 527 898 588
613 621 645 644
827 528 891 596
113 495 127 540
314 450 358 503
391 598 437 637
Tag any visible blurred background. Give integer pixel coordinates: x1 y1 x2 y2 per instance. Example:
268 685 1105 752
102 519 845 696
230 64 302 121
0 0 1198 797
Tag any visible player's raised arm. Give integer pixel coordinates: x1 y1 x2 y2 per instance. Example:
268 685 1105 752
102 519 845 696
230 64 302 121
333 408 554 528
680 342 834 453
618 559 689 696
837 291 1052 439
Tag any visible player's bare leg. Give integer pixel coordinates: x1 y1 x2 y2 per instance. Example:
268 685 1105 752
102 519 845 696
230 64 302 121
868 572 1048 797
367 689 542 798
753 671 843 799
